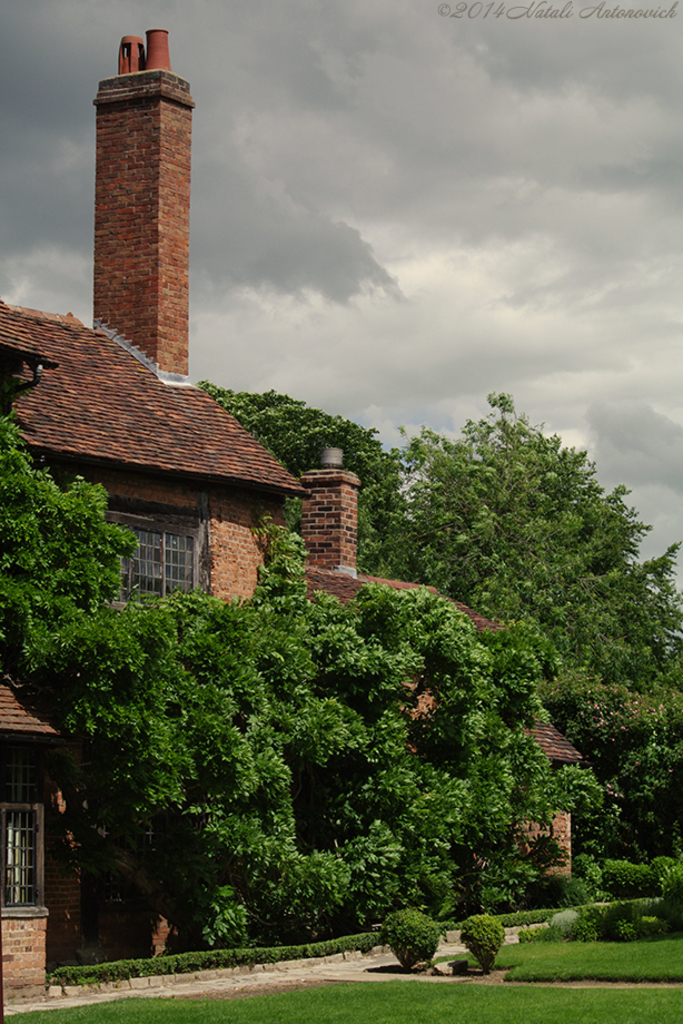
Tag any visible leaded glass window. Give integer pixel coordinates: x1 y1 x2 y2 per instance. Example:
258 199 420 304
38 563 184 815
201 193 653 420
2 746 42 908
122 529 195 599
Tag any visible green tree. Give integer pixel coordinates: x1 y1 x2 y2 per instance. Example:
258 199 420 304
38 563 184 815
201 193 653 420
0 413 136 682
198 383 403 575
392 394 683 686
541 671 683 862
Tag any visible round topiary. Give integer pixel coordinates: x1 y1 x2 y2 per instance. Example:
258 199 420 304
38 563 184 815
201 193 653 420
380 909 441 970
460 914 506 974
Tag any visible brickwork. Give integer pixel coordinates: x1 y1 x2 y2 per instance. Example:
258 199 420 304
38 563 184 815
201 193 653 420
94 70 194 376
300 469 360 574
209 490 284 600
2 915 47 991
519 810 572 876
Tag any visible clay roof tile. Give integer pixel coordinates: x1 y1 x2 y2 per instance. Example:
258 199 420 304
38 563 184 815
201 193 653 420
1 301 303 496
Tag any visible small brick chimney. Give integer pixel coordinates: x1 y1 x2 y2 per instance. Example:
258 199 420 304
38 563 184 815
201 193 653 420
93 30 194 376
301 449 360 577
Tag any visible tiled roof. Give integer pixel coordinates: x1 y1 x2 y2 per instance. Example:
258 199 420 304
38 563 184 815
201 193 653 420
530 721 584 765
2 301 303 497
0 685 61 740
305 566 504 632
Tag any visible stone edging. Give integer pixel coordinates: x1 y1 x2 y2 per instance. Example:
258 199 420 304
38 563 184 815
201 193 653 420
44 946 389 1001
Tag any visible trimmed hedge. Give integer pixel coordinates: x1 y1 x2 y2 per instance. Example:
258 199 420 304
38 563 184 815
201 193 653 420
444 908 557 931
602 858 678 899
48 932 377 987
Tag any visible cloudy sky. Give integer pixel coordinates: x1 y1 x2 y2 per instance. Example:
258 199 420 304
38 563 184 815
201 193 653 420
2 0 683 568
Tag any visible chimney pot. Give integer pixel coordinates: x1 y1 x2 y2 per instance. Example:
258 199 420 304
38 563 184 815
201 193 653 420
321 447 344 468
118 36 145 75
145 28 172 71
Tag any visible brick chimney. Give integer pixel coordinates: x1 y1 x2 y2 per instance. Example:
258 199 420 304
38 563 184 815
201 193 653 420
300 449 360 577
93 29 194 377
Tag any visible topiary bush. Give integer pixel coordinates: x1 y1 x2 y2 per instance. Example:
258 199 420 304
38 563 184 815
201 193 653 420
460 914 506 973
380 909 441 970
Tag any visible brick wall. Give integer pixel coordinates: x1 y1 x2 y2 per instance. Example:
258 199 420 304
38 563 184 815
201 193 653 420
208 489 284 600
300 469 360 575
2 914 47 993
93 70 194 376
519 810 572 876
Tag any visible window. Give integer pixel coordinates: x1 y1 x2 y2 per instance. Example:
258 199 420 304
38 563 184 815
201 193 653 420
1 746 43 908
121 527 195 598
107 503 208 602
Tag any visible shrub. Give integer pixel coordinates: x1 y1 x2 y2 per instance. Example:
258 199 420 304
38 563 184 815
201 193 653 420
650 857 678 886
380 909 441 970
661 864 683 902
652 897 683 933
603 901 640 942
640 915 669 937
571 899 672 943
602 859 656 899
460 914 506 973
571 905 605 942
529 874 590 909
550 909 579 938
572 854 606 901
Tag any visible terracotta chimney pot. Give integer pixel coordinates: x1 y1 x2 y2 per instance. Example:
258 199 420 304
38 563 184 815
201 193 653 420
118 36 145 75
145 29 172 71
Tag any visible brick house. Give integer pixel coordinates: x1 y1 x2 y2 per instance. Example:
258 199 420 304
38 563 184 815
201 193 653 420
0 27 582 991
0 29 304 988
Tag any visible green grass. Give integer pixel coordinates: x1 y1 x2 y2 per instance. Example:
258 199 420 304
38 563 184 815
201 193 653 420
497 932 683 982
12 983 683 1024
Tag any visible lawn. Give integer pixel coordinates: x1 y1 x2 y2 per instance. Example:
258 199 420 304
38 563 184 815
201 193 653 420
12 983 683 1024
496 932 683 982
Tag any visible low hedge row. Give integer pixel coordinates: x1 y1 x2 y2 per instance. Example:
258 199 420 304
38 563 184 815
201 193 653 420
443 908 557 931
48 932 378 987
50 907 562 987
602 857 678 899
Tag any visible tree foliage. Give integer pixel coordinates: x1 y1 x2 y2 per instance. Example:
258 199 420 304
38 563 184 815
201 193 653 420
198 383 403 574
541 671 683 862
392 393 683 686
0 415 585 945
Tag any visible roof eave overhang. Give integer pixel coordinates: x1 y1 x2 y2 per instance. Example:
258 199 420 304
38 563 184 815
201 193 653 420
25 446 307 499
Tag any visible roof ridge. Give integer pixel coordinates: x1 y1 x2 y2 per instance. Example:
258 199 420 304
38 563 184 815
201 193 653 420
6 304 84 327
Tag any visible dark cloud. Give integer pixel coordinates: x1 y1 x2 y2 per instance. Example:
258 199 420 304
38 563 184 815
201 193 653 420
3 0 683 578
588 400 683 495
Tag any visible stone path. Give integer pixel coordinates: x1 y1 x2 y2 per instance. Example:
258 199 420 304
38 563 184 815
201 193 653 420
4 939 473 1016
